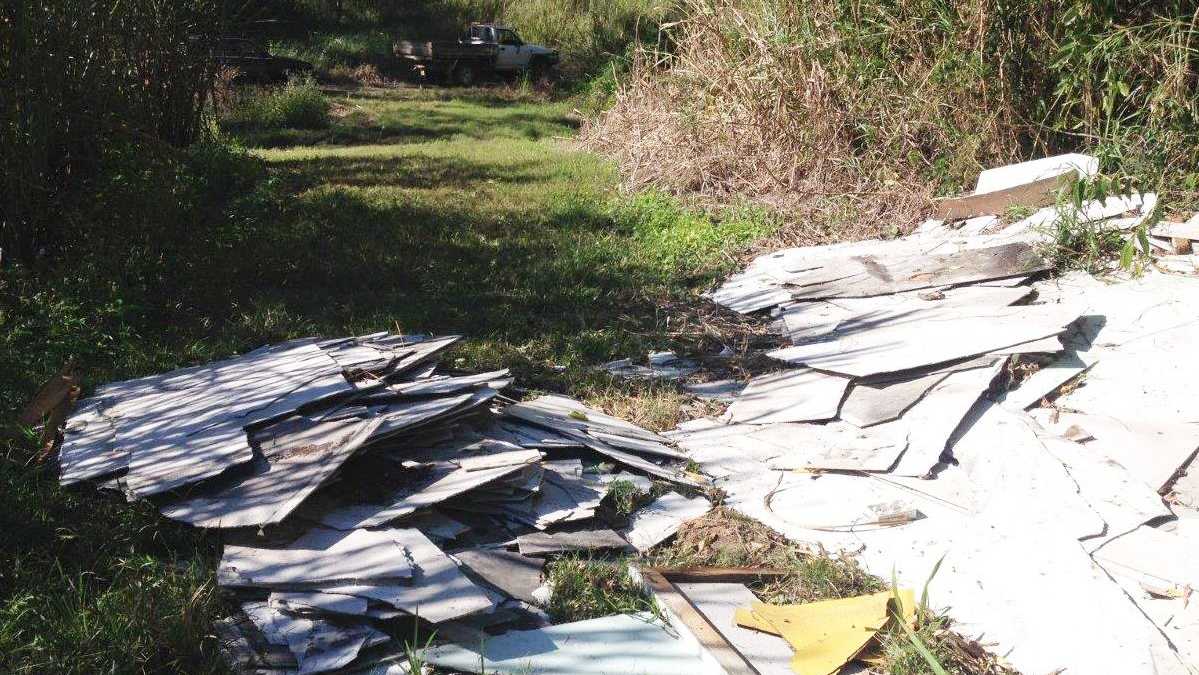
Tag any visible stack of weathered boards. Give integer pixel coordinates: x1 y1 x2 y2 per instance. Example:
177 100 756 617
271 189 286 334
683 154 1199 674
56 333 711 674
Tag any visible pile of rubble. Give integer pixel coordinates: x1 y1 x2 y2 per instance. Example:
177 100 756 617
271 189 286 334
680 154 1199 674
51 333 715 673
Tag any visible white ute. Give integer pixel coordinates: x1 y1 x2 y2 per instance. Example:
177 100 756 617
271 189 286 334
463 23 559 78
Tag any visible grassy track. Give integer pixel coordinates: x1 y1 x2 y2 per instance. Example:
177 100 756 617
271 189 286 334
0 85 772 673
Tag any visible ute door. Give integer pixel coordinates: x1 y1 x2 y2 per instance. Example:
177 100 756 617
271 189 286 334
494 28 524 71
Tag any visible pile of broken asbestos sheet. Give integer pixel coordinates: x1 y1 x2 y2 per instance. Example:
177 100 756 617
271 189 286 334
52 332 715 674
681 153 1199 674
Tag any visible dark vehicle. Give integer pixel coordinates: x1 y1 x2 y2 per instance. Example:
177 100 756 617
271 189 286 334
395 23 558 86
214 37 313 83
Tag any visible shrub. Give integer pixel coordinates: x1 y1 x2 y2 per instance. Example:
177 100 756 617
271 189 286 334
584 0 1199 233
222 77 331 130
0 0 225 263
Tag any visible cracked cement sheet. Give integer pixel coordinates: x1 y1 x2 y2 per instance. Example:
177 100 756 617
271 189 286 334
268 591 370 617
159 415 384 528
218 528 414 589
383 335 462 378
975 153 1099 194
745 422 907 472
724 368 851 424
1000 350 1095 411
621 492 712 552
317 454 538 530
422 612 723 675
111 342 353 497
776 242 1047 301
516 527 631 556
669 419 785 478
777 285 1032 345
58 396 125 485
503 395 666 444
585 431 686 459
767 304 1077 377
706 404 1188 674
705 271 795 314
838 370 949 428
529 465 606 528
243 601 388 675
367 388 500 443
1034 435 1171 552
504 396 695 485
1092 522 1199 593
880 360 1006 477
1032 410 1198 491
387 369 511 396
1095 521 1199 669
451 548 545 604
683 379 744 402
1034 270 1199 421
320 528 495 623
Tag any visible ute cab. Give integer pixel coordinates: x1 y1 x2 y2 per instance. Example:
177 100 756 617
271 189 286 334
463 24 559 76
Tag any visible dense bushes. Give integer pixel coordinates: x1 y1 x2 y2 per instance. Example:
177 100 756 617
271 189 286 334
221 77 331 130
0 1 226 263
450 0 671 80
585 0 1199 230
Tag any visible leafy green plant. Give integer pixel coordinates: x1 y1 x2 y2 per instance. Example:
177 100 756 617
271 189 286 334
890 563 949 675
403 616 436 673
1038 174 1153 273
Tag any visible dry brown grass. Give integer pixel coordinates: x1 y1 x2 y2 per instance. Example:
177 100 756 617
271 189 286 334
582 0 1199 244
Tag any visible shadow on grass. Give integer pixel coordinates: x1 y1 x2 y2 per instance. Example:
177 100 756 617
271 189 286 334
270 153 566 191
237 177 662 358
229 100 578 149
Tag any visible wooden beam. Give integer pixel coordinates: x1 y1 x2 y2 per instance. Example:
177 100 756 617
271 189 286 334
649 566 792 583
932 170 1075 221
641 568 761 675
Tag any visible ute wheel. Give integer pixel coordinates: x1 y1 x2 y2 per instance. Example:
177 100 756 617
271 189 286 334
454 63 477 87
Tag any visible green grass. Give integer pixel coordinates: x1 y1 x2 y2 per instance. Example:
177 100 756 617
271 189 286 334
221 77 331 132
0 83 775 672
542 555 658 623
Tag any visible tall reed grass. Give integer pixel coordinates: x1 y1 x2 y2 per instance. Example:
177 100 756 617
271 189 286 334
584 0 1199 240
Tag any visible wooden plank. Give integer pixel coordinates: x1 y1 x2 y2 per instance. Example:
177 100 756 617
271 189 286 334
651 567 792 583
675 582 796 675
642 568 760 675
932 170 1074 220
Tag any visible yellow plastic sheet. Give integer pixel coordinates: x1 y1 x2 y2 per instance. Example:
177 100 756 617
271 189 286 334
733 589 915 675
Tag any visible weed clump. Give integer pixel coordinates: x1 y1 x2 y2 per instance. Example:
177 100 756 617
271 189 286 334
222 77 331 131
543 555 657 623
585 0 1199 243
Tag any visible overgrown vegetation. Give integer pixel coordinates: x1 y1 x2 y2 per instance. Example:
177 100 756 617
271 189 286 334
220 77 332 131
543 555 658 623
1039 175 1154 273
251 0 666 82
0 0 225 262
585 0 1199 243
